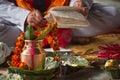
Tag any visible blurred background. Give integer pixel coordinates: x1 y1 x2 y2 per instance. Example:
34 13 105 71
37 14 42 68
94 0 120 10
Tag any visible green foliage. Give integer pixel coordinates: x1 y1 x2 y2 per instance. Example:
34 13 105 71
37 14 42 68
24 24 54 40
35 24 54 40
24 25 34 40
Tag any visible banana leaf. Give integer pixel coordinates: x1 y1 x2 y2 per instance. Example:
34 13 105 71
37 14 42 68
8 57 59 80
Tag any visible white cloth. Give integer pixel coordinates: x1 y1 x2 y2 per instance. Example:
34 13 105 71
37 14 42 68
45 6 88 28
0 42 12 64
0 0 30 47
70 0 120 37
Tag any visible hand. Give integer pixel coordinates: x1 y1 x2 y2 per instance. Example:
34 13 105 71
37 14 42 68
73 0 84 8
73 0 89 16
26 10 47 29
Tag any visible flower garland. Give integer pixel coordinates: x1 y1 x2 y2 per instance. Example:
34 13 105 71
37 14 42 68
11 32 25 68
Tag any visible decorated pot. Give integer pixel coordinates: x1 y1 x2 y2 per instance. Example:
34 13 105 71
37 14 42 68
21 40 46 70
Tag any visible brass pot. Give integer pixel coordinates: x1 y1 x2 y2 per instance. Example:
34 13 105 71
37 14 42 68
21 40 46 70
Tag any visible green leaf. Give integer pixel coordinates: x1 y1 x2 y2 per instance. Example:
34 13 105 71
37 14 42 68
35 24 54 40
24 25 34 40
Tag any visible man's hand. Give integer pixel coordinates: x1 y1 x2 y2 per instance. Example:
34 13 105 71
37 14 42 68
73 0 88 16
26 10 47 29
73 0 84 8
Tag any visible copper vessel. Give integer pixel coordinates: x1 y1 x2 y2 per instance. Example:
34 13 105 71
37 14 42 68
21 40 46 70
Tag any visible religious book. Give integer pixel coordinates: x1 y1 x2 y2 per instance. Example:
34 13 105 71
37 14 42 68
45 6 89 28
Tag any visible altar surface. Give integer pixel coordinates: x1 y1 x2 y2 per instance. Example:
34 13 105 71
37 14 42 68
0 33 120 80
0 64 119 80
68 34 120 61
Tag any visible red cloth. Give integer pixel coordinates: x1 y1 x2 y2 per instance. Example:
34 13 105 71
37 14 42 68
42 28 72 48
41 0 72 48
45 0 51 8
57 28 72 48
26 0 34 7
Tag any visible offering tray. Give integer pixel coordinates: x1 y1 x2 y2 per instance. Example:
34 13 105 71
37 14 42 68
45 48 90 76
7 57 59 80
6 48 90 80
0 48 119 80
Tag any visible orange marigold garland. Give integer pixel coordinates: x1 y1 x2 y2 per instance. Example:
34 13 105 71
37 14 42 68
46 22 60 51
51 22 59 51
11 32 25 67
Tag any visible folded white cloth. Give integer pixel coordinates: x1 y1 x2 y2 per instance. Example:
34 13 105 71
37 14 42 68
0 42 12 65
45 6 89 28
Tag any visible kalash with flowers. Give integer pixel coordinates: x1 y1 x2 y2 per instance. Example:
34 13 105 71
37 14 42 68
8 22 60 80
11 22 59 69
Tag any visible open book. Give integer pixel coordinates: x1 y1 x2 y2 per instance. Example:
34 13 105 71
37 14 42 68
45 6 89 28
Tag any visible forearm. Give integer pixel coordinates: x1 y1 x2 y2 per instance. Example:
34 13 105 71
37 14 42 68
0 0 30 31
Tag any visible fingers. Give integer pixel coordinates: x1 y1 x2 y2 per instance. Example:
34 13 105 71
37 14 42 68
73 0 83 8
81 7 89 16
73 0 89 16
26 10 47 28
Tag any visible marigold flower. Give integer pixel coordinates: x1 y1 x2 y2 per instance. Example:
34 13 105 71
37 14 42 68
12 54 20 61
14 46 22 54
15 41 23 47
11 61 20 67
18 62 29 70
